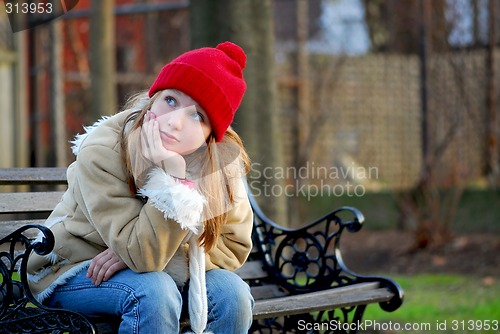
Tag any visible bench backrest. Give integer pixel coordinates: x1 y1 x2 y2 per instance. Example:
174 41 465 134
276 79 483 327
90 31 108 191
0 168 68 238
0 168 279 297
0 167 366 301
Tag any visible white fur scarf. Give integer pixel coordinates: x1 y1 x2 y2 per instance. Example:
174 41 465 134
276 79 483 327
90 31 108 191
138 169 211 334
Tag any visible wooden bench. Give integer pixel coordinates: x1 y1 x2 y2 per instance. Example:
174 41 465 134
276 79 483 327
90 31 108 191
0 167 404 333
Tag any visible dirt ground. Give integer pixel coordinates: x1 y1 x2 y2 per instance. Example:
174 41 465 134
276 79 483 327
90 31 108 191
339 229 500 278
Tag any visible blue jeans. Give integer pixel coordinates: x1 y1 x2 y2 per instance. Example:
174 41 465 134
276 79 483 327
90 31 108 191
45 268 254 334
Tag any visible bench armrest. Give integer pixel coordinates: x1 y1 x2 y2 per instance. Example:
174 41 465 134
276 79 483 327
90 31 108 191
0 225 96 332
0 224 55 307
247 188 403 311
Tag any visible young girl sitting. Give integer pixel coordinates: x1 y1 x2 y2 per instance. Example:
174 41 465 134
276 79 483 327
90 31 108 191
27 41 254 334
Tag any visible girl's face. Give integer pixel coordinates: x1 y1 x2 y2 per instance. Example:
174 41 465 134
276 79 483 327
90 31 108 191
149 89 212 155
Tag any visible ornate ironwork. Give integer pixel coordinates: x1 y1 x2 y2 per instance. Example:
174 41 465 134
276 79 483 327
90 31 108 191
0 192 404 333
0 224 96 333
246 183 404 333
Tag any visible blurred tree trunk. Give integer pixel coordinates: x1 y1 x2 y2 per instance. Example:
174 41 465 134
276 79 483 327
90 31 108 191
472 0 481 46
365 0 467 249
486 0 498 186
190 0 288 224
287 0 311 226
49 20 66 167
89 0 116 121
363 0 451 53
295 0 310 171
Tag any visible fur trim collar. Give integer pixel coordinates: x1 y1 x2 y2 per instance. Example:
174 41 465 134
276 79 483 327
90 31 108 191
138 168 206 235
70 116 111 156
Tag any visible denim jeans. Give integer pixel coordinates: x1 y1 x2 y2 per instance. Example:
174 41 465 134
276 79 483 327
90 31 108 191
45 268 254 334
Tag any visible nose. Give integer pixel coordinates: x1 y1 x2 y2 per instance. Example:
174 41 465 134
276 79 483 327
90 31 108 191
167 109 185 130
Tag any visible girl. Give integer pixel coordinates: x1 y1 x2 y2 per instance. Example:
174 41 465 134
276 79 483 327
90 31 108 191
27 41 254 334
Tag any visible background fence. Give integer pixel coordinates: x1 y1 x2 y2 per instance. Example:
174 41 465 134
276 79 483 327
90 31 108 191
0 0 498 195
277 48 498 190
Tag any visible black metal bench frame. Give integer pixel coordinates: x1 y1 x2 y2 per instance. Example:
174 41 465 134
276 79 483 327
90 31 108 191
0 167 404 333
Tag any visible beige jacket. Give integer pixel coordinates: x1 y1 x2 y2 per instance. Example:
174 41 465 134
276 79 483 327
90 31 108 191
27 110 253 331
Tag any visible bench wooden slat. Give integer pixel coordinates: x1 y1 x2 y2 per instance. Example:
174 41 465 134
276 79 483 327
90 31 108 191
0 192 64 213
0 168 68 185
252 282 392 319
234 260 268 280
0 220 47 239
249 284 288 300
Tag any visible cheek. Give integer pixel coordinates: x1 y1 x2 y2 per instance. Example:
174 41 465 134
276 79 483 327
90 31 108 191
153 112 170 126
184 126 209 149
190 123 211 139
200 123 212 141
149 103 164 118
189 134 207 148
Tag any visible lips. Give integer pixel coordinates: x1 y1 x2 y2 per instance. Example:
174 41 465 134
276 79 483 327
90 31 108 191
160 131 179 142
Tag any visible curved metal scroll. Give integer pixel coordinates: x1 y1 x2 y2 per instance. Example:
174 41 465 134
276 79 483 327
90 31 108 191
0 224 96 333
245 180 404 310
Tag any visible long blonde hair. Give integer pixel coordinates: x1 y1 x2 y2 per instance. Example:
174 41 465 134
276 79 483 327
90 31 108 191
119 91 250 251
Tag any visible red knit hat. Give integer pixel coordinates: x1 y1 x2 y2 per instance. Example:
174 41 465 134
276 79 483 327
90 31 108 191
148 41 247 142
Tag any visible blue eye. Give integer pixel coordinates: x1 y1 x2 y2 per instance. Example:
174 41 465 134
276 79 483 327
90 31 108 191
165 96 176 107
191 112 205 122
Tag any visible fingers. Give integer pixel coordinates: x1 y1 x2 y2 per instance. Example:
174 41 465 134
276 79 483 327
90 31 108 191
141 113 155 161
151 118 162 153
86 248 109 280
86 248 128 286
104 261 128 282
141 112 162 163
147 113 163 157
140 111 187 177
87 248 112 285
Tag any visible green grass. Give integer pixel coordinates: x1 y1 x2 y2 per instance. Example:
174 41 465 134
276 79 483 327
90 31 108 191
363 274 500 333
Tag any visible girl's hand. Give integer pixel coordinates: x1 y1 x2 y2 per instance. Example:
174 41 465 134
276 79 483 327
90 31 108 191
86 248 128 286
141 112 186 179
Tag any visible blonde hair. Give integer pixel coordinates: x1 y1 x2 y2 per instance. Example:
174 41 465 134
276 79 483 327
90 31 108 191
119 91 250 251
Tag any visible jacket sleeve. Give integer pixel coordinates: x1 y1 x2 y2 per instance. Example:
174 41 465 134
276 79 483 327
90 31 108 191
205 176 254 271
74 144 203 272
